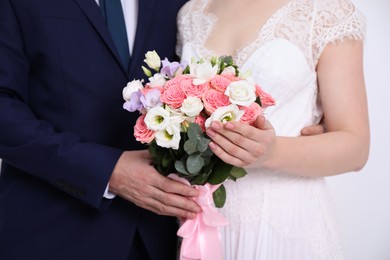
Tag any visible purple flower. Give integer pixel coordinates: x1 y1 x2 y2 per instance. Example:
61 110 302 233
160 58 186 79
140 89 162 110
123 90 144 112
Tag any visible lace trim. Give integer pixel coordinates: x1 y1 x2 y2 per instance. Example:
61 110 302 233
177 0 365 70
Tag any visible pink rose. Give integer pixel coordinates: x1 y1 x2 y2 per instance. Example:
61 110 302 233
181 78 209 98
194 114 207 132
164 75 191 89
202 89 231 115
160 84 187 109
239 102 263 125
134 115 155 144
256 84 275 108
209 75 234 93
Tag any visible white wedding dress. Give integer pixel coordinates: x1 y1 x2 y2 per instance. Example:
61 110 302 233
177 0 365 259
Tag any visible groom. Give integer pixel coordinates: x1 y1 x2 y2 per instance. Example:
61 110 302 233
0 0 201 259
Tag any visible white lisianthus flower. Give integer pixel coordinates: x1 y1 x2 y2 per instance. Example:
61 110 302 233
180 97 204 117
221 66 236 75
190 60 218 85
205 104 244 128
122 80 144 101
144 50 161 71
148 73 167 88
144 106 170 131
155 124 181 149
224 80 256 107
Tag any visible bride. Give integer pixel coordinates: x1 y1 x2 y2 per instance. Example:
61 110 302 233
176 0 369 259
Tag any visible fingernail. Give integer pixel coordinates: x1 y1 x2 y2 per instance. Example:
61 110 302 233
225 122 235 129
209 141 217 149
206 129 216 137
211 122 220 130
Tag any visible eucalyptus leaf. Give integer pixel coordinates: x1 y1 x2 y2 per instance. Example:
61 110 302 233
197 137 210 153
175 160 189 175
213 185 226 208
184 139 198 154
187 123 202 141
187 153 204 174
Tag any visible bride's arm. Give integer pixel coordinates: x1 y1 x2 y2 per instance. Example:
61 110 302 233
206 39 370 177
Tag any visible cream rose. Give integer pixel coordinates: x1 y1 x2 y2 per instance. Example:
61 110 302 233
224 80 256 107
180 97 204 117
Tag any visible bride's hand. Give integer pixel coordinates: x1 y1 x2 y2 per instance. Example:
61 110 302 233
205 116 275 168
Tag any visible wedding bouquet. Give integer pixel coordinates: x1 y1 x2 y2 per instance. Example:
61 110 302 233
122 51 275 259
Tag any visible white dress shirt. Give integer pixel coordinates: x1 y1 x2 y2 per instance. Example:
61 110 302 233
95 0 138 199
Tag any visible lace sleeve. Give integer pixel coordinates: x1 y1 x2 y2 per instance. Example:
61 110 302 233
312 0 366 66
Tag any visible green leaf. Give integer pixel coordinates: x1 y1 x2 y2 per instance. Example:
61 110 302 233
197 137 210 153
187 153 204 174
213 185 226 208
191 173 209 185
175 160 189 175
229 166 247 181
187 123 203 141
207 158 232 185
184 139 198 154
255 96 262 107
162 152 173 168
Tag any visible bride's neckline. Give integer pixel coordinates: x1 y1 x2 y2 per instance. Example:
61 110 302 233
198 0 298 65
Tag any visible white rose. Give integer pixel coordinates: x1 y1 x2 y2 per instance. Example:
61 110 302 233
122 80 144 101
144 50 161 71
205 104 244 128
155 124 181 149
190 60 218 85
144 106 170 131
180 97 204 117
148 73 167 88
224 80 256 107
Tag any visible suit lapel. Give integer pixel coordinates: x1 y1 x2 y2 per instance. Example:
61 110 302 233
72 0 129 77
129 0 158 75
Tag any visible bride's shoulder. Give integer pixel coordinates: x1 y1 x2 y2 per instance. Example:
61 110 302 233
315 0 364 22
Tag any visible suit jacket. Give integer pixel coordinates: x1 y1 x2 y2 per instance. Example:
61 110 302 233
0 0 187 259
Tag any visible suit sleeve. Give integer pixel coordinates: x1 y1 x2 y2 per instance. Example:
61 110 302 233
0 0 122 210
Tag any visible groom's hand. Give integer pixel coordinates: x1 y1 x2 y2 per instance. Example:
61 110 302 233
301 120 326 136
109 150 201 219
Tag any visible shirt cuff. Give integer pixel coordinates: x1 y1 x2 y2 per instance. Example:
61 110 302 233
103 183 116 199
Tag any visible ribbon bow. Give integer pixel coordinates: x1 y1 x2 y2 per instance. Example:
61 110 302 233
169 174 228 260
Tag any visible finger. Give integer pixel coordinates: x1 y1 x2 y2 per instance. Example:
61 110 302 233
135 196 198 219
254 116 273 131
208 121 260 144
206 126 255 161
301 124 325 136
209 140 247 167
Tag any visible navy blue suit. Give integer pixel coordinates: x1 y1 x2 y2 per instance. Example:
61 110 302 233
0 0 187 259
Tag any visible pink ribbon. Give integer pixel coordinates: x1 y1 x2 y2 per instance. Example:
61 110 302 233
168 174 228 260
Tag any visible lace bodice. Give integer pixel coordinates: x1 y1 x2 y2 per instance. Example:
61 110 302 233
176 1 365 258
177 0 365 70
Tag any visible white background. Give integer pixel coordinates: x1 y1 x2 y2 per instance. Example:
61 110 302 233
327 0 390 259
0 0 389 259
